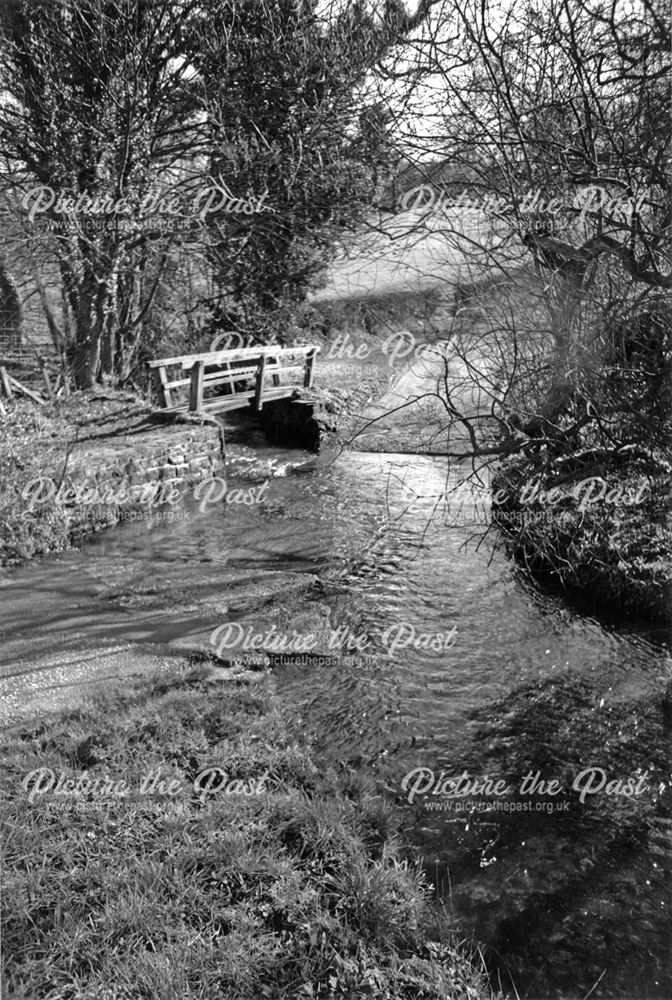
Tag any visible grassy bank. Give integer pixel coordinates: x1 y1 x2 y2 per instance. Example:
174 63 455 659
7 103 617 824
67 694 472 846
2 664 496 1000
492 456 672 623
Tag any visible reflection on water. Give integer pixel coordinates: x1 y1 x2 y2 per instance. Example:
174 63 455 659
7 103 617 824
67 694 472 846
1 445 670 998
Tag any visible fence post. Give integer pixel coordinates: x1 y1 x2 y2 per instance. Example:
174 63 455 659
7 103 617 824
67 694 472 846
189 360 205 413
41 360 54 401
0 366 13 398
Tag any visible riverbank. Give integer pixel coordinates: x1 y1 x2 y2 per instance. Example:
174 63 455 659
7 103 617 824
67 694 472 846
2 661 497 1000
491 455 672 624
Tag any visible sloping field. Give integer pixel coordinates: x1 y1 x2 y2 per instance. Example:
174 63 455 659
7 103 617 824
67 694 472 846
311 206 525 303
310 206 534 454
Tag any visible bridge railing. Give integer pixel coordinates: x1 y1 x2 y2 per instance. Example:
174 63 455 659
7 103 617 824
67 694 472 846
148 345 320 414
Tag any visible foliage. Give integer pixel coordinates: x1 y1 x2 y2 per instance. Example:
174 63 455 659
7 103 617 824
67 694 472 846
191 0 395 323
488 289 672 620
0 402 71 563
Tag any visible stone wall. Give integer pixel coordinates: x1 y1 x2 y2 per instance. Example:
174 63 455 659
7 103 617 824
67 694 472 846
58 424 224 541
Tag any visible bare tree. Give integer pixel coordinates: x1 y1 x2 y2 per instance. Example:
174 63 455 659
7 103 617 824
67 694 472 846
349 0 672 471
0 0 204 387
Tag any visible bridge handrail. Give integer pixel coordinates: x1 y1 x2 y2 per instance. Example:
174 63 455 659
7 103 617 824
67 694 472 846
148 345 320 369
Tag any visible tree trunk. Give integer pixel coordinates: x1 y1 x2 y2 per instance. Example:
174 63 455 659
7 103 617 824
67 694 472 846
68 268 109 388
72 336 102 389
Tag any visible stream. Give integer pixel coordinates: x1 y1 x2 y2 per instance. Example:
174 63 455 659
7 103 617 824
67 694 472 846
1 435 670 999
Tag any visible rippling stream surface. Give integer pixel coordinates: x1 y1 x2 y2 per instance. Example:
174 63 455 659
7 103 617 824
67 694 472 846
1 437 670 999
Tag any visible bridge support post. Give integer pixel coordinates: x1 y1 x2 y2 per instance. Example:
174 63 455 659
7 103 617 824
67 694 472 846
155 365 172 408
189 360 205 413
254 354 267 411
304 349 317 387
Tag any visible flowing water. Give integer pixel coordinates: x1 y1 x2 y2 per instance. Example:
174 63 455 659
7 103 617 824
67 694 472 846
1 437 670 999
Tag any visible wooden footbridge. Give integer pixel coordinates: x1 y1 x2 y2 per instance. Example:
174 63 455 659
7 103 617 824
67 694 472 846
148 344 320 416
